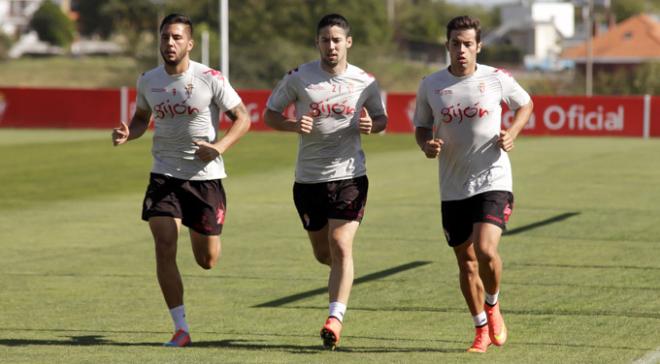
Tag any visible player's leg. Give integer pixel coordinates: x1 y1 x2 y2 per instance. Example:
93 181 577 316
473 222 507 346
443 197 490 352
453 241 485 317
293 181 331 265
308 225 331 265
472 222 503 300
190 231 220 269
141 173 191 347
472 191 514 346
453 239 490 352
182 178 226 270
319 176 368 350
319 219 358 350
149 216 191 347
327 219 359 310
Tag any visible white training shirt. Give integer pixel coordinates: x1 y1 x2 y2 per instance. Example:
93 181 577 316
136 60 242 180
413 64 531 201
266 60 386 183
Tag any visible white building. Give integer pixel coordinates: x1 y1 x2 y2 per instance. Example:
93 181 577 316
0 0 70 36
484 1 575 70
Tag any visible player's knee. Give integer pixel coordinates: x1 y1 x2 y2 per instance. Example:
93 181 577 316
313 250 331 265
475 246 498 264
196 254 218 270
458 259 479 275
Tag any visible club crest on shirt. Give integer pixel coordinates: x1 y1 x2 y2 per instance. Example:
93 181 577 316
185 83 194 97
479 82 486 94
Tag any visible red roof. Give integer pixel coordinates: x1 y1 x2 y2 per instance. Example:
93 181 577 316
562 13 660 63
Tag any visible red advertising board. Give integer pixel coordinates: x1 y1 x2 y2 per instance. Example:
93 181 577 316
0 87 656 138
0 87 121 128
503 95 646 137
385 93 417 133
650 96 660 137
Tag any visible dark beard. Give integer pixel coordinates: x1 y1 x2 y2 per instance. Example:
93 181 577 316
160 50 182 66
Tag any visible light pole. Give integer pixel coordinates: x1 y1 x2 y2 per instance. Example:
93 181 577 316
219 0 229 77
150 0 166 66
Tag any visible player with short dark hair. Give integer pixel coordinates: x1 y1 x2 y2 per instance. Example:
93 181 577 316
111 13 250 347
414 15 534 353
264 13 388 350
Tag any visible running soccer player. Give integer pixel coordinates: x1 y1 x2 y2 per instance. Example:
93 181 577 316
264 13 388 350
111 13 250 347
413 15 533 353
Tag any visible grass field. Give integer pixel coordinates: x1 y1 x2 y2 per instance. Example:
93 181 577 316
1 129 659 364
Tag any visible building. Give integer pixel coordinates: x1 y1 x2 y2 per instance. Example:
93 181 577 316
0 0 71 36
483 1 575 71
561 13 660 74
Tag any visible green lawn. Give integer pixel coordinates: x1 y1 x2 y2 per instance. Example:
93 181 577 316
1 129 659 363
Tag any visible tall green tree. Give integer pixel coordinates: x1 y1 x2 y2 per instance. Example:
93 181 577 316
30 0 75 48
76 0 113 38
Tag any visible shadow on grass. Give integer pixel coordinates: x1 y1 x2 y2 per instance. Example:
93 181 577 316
0 335 648 353
0 335 461 353
254 261 432 308
504 212 581 236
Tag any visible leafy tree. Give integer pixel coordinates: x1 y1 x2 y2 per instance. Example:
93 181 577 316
611 0 647 22
30 0 75 48
76 0 113 38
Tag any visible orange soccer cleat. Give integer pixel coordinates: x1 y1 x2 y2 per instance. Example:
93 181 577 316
163 328 191 347
485 302 507 346
467 325 491 353
320 316 343 350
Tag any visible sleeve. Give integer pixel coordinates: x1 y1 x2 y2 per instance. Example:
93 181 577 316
497 69 531 110
362 80 386 117
135 74 149 111
412 78 433 128
266 73 297 113
212 72 242 112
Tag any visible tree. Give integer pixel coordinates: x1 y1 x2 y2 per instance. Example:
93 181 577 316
76 0 114 38
611 0 647 22
30 0 75 48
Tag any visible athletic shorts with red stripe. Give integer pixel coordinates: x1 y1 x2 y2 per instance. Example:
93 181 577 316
293 176 368 231
441 191 513 247
141 173 227 236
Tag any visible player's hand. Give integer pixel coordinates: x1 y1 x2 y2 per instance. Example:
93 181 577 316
359 108 373 134
296 114 314 134
112 122 129 146
422 138 443 158
194 140 221 162
498 130 514 152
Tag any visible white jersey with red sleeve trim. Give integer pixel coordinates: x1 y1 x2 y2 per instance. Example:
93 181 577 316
135 60 242 180
413 64 531 201
267 60 386 183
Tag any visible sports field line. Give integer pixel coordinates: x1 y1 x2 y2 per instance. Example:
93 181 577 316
633 346 660 364
253 260 432 307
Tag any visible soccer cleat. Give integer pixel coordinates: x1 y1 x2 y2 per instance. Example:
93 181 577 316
467 325 491 353
485 302 507 346
320 316 342 350
163 328 191 347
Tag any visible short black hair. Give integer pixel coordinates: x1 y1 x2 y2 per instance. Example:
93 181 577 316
446 15 481 43
316 13 351 36
160 13 193 37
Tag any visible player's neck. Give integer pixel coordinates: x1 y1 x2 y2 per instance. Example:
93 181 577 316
164 58 190 75
321 60 348 76
449 63 477 77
